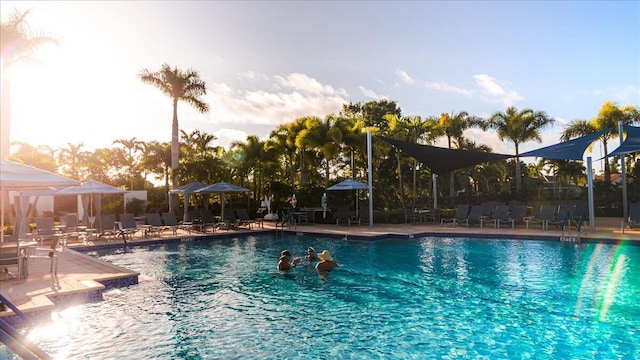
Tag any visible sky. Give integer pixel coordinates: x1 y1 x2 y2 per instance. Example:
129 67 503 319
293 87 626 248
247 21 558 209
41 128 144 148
2 1 639 171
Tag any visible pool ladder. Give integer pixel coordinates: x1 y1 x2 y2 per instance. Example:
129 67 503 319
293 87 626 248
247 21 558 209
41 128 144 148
0 293 51 359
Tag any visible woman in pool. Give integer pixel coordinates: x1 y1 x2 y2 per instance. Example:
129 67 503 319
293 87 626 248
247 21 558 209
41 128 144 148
315 250 338 273
278 250 301 271
306 247 318 262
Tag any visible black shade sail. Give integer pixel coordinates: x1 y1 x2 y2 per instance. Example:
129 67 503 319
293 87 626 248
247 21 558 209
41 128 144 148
379 136 513 175
606 126 640 158
519 128 610 161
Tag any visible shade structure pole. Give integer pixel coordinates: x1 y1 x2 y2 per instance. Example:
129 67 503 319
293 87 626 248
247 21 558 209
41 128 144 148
432 173 438 210
587 156 595 233
619 121 628 221
367 130 374 227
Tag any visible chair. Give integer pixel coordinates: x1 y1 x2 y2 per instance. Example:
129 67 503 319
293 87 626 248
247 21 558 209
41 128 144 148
34 217 58 245
404 209 420 224
187 210 205 232
481 201 498 218
466 205 486 228
198 208 219 233
622 203 640 233
573 202 589 228
496 205 527 228
236 209 256 229
0 242 25 281
117 213 142 240
60 213 81 245
29 235 61 275
144 213 170 237
548 203 574 230
525 204 556 230
161 212 191 235
336 206 355 226
440 204 470 227
491 205 511 228
98 214 118 239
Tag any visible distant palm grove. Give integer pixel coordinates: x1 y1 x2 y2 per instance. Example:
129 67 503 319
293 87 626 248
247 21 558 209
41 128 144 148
8 94 640 221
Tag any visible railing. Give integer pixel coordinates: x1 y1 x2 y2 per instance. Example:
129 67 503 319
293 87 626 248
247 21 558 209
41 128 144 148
0 294 51 359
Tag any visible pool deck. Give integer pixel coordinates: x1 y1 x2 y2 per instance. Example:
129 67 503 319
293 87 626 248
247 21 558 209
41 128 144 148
1 216 638 323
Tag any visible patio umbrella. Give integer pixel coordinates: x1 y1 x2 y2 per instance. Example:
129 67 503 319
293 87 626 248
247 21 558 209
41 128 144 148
194 181 249 220
327 179 371 217
169 181 209 221
0 160 79 242
56 180 127 229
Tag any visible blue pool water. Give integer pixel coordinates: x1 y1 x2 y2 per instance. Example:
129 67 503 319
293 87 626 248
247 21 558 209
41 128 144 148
4 234 640 359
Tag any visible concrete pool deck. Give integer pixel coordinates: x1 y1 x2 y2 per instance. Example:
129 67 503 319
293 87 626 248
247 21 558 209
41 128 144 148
1 216 638 323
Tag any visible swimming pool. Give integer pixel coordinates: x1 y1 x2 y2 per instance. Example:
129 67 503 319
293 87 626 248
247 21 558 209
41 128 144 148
4 234 640 359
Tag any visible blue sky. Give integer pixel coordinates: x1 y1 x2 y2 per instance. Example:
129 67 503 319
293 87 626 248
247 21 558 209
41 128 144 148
2 1 639 168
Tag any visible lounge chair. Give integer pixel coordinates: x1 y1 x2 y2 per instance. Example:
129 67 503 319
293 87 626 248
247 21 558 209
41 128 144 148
491 205 511 228
573 202 589 229
440 204 470 227
466 205 486 228
495 204 527 228
275 211 293 230
198 208 219 233
161 212 191 235
622 202 640 233
481 201 499 218
98 214 118 239
117 213 142 240
187 210 205 232
336 206 357 226
548 203 574 230
236 209 256 229
144 213 170 237
525 204 557 230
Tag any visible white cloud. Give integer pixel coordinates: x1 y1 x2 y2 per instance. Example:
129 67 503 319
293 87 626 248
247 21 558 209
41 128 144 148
592 85 640 102
205 73 349 130
396 69 416 84
237 71 268 81
359 86 387 100
424 81 472 96
474 74 523 107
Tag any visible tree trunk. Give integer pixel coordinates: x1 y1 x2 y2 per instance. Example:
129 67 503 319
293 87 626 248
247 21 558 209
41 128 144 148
515 143 521 196
171 98 180 188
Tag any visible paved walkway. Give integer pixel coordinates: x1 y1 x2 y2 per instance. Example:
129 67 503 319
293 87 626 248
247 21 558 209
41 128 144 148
1 217 638 321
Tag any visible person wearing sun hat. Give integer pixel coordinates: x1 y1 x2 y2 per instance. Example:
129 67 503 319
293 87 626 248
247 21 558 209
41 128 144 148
278 249 301 271
315 250 339 273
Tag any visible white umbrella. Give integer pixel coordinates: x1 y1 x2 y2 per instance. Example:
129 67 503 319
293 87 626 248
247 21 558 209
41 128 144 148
1 160 79 242
56 181 127 228
194 181 249 220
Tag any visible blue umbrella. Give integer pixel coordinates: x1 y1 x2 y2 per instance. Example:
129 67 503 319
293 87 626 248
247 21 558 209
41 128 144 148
327 179 371 217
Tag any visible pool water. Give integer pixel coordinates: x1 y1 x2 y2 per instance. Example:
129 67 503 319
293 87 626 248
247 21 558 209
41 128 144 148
4 234 640 359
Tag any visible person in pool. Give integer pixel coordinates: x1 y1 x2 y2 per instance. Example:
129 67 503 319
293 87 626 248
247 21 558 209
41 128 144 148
305 247 318 262
315 250 339 273
278 250 301 271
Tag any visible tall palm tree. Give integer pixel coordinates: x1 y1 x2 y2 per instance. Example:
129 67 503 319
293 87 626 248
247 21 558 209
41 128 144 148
113 137 144 189
1 9 57 159
138 63 209 187
436 111 486 203
488 106 554 195
297 115 343 187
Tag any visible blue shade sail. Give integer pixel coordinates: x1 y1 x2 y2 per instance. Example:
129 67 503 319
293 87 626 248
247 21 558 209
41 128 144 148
605 126 640 158
519 128 611 161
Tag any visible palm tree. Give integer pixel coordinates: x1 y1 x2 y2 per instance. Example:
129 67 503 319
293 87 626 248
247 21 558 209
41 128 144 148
488 106 554 195
138 63 209 187
297 116 343 187
1 9 57 159
113 137 144 189
58 142 86 180
436 111 486 203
